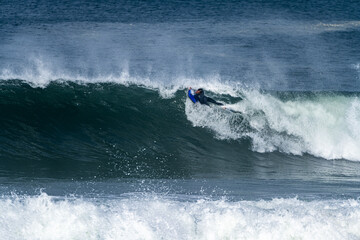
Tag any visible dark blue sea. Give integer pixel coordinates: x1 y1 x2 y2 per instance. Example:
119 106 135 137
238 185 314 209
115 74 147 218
1 0 360 239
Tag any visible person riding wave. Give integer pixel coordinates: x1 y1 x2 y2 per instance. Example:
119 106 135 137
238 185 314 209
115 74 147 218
188 87 223 106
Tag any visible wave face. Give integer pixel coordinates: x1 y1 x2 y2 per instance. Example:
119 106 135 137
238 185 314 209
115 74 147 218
1 193 360 240
0 80 360 180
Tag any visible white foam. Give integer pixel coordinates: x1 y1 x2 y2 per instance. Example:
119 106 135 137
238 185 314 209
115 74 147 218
353 63 360 80
352 63 360 70
185 89 360 161
1 193 360 240
185 99 242 140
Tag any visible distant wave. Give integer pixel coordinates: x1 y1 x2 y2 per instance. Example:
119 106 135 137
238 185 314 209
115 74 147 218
314 20 360 32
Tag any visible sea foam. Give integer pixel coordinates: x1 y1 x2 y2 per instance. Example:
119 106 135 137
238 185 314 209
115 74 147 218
0 193 359 240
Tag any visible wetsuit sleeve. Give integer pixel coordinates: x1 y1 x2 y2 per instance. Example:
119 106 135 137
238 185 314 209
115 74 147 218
207 97 223 105
188 89 197 103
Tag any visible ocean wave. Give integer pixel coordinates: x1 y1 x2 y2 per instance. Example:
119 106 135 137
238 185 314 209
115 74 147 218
0 81 359 169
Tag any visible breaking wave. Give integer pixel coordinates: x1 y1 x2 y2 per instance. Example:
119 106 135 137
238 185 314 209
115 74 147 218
1 193 360 240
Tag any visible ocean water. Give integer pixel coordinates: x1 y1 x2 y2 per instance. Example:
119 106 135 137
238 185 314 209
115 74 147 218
1 0 360 239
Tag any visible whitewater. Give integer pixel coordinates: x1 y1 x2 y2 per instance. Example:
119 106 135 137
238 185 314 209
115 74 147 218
1 193 360 240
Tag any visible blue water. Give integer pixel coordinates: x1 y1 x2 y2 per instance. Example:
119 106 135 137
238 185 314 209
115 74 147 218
1 0 360 239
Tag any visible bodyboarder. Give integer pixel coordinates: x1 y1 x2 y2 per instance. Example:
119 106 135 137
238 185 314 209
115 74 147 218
187 88 224 106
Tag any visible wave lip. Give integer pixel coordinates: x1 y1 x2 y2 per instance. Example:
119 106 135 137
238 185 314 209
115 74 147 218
0 57 241 99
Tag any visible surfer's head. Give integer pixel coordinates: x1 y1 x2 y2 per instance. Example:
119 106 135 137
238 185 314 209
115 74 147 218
195 88 204 95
